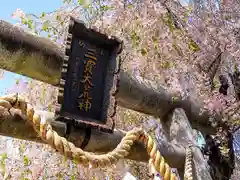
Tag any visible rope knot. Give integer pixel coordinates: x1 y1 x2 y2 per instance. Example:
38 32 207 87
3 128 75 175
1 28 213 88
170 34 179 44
9 93 27 114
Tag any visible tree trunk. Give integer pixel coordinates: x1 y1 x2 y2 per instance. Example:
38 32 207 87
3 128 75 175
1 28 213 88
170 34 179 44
159 108 212 179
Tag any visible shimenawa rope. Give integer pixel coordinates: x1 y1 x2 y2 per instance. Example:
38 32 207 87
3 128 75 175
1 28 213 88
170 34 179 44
0 93 193 180
184 146 193 180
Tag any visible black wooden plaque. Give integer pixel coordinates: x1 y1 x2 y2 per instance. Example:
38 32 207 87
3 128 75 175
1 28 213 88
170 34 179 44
55 17 122 133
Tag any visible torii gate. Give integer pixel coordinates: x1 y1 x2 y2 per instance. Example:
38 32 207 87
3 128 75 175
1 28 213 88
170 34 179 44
0 17 226 180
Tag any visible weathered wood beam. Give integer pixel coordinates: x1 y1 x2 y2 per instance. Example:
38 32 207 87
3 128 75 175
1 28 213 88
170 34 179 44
117 72 222 134
0 20 63 85
0 108 186 168
0 20 222 135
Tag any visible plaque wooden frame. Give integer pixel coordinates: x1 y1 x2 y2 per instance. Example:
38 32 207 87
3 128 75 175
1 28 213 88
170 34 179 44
55 17 123 134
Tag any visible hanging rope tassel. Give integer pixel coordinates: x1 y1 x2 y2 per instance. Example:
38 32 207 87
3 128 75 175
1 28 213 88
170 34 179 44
184 146 193 180
0 93 177 180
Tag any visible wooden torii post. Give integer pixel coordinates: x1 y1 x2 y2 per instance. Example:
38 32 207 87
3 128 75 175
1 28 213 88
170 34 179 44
0 19 220 179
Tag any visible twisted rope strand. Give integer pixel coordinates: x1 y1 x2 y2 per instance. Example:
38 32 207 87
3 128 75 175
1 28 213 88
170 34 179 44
184 147 193 180
0 94 177 180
